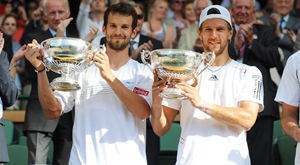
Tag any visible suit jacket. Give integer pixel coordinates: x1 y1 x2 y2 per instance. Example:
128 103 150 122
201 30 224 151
229 24 282 119
0 51 18 108
100 34 163 63
259 14 300 65
178 24 198 50
22 29 75 133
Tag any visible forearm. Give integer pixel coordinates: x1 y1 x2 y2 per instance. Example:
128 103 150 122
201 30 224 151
37 71 63 119
106 75 150 120
198 100 258 131
150 103 174 136
281 103 300 142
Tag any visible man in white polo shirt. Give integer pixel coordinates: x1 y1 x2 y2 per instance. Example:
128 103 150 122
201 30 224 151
150 5 264 165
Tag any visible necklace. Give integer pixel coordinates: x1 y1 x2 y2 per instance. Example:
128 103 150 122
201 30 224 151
208 57 230 81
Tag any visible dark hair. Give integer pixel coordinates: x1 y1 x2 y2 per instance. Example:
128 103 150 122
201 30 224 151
199 7 232 31
104 2 137 31
1 14 18 28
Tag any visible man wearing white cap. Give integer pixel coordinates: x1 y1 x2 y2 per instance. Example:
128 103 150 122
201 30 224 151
150 5 264 165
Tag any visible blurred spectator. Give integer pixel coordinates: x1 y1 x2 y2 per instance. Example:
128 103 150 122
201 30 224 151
76 0 107 46
20 0 48 45
291 0 300 18
141 0 174 48
1 14 25 110
22 0 74 164
164 0 186 28
25 0 38 21
172 1 196 48
178 0 211 51
258 0 300 66
229 0 282 164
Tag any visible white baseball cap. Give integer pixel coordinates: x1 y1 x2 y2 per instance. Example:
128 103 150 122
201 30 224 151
199 5 232 28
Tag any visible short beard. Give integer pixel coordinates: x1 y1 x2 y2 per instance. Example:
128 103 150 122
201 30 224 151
107 40 129 51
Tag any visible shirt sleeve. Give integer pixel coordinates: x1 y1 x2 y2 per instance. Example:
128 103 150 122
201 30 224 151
76 2 91 39
275 53 300 107
54 90 75 113
239 66 264 112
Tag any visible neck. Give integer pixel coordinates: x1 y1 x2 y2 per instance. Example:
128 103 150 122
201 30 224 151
106 45 131 70
92 13 104 22
174 11 182 19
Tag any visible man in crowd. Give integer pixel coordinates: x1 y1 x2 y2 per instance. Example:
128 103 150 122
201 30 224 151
77 0 107 45
25 2 152 164
259 0 300 66
22 0 75 164
229 0 282 164
150 5 263 164
178 0 212 51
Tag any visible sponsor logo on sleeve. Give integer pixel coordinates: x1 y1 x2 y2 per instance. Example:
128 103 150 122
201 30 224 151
133 87 149 96
252 75 262 100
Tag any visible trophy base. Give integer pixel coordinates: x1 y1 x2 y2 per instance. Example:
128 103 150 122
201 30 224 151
159 88 187 100
50 78 81 91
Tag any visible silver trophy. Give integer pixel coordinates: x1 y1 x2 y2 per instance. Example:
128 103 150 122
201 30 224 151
141 49 215 99
36 37 106 91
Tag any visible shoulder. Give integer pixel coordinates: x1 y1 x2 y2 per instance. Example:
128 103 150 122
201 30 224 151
140 34 162 45
128 59 153 74
230 60 262 78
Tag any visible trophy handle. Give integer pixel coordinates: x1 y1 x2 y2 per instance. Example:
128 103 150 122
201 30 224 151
141 50 153 71
196 51 215 76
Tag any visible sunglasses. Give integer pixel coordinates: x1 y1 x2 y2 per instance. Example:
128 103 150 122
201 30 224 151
137 14 144 20
174 0 185 4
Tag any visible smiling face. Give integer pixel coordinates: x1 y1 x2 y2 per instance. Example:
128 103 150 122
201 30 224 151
103 13 137 51
273 0 293 17
198 18 233 56
232 0 255 25
183 3 196 23
44 0 70 31
151 0 168 20
1 16 18 36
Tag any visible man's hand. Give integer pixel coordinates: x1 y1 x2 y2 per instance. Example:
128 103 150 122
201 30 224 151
84 24 99 42
131 40 153 60
234 27 246 51
239 23 253 45
174 74 201 108
89 49 114 81
25 40 44 70
193 38 204 53
287 29 296 44
152 69 170 105
56 17 73 37
270 12 281 29
11 45 26 64
31 7 43 21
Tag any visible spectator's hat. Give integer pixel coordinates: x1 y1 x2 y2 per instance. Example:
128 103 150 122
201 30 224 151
199 5 232 28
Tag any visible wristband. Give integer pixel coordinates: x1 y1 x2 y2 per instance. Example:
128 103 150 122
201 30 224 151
35 67 46 73
10 64 17 68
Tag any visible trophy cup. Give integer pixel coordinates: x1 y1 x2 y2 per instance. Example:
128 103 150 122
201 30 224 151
36 37 106 91
141 49 215 99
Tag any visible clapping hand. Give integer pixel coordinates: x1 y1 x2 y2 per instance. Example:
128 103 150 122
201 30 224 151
84 24 99 43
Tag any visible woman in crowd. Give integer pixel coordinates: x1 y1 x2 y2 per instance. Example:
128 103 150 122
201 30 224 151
1 14 25 110
141 0 174 48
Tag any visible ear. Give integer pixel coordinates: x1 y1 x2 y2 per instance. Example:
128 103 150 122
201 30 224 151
131 27 137 39
102 24 106 35
228 26 233 40
67 10 71 18
197 28 202 41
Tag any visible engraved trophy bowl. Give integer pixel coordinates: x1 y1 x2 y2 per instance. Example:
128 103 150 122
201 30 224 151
141 49 215 99
37 37 106 91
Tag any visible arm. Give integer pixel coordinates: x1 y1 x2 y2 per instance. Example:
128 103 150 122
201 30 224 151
25 45 63 119
175 82 259 131
76 0 91 39
9 45 26 80
281 103 300 142
90 50 150 120
150 70 178 136
162 25 174 48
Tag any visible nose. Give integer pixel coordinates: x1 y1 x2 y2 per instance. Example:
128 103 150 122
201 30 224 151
54 12 61 20
210 29 217 39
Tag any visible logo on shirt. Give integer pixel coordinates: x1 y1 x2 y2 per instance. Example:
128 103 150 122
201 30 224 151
133 87 149 96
